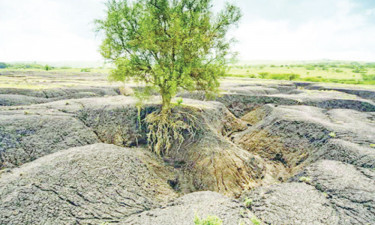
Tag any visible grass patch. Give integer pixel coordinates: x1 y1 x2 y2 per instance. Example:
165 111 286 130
194 215 223 225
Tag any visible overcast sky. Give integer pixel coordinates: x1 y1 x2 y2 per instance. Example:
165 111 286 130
0 0 375 62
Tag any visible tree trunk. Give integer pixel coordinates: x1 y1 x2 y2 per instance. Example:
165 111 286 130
161 93 171 114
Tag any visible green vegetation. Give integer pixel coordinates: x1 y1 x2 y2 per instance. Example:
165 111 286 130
45 65 51 71
96 0 241 113
299 176 312 184
96 0 241 155
80 68 91 72
329 132 336 138
227 61 375 85
250 216 262 225
194 215 223 225
244 198 253 208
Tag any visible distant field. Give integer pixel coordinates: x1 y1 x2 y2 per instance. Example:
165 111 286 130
1 61 375 87
227 62 375 85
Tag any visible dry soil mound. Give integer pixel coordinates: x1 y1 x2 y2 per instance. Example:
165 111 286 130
0 110 99 168
123 191 255 225
0 144 177 225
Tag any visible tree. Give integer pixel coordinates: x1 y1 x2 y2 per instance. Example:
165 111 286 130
96 0 241 113
0 62 7 69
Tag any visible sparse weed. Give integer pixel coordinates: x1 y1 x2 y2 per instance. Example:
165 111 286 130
299 176 311 184
194 215 223 225
250 216 261 225
244 198 253 208
329 132 336 138
176 98 183 106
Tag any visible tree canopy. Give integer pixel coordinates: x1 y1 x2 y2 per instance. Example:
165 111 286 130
96 0 241 112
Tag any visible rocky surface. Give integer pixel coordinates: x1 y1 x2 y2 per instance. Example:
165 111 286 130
0 94 48 106
241 182 339 224
0 144 177 225
233 104 375 174
0 87 120 106
0 110 99 168
295 160 375 224
25 96 277 196
1 74 375 224
123 191 256 225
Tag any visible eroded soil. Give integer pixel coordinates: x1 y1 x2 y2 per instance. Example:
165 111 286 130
0 71 374 224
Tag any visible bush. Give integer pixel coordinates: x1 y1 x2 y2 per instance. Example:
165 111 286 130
244 198 253 208
258 72 269 79
261 73 300 81
363 74 375 81
250 216 261 225
0 62 7 68
80 68 91 72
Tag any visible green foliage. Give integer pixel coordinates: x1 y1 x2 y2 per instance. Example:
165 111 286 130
257 73 300 81
5 63 44 69
80 68 91 72
96 0 241 112
176 97 183 106
250 216 261 225
258 72 269 79
244 198 253 208
329 132 336 138
194 215 223 225
362 74 375 81
299 176 311 184
45 65 51 71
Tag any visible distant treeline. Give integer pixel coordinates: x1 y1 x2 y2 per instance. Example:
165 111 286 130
0 62 93 72
0 62 61 70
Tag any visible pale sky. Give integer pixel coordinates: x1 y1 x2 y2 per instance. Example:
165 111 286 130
0 0 375 63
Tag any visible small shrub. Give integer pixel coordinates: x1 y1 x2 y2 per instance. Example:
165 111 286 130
176 98 183 106
258 72 269 79
362 74 375 81
194 215 223 225
288 73 300 81
244 198 253 208
329 132 336 138
264 73 300 81
250 216 261 225
80 68 91 72
299 176 311 184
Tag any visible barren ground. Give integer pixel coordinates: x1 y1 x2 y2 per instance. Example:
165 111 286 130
0 71 374 224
